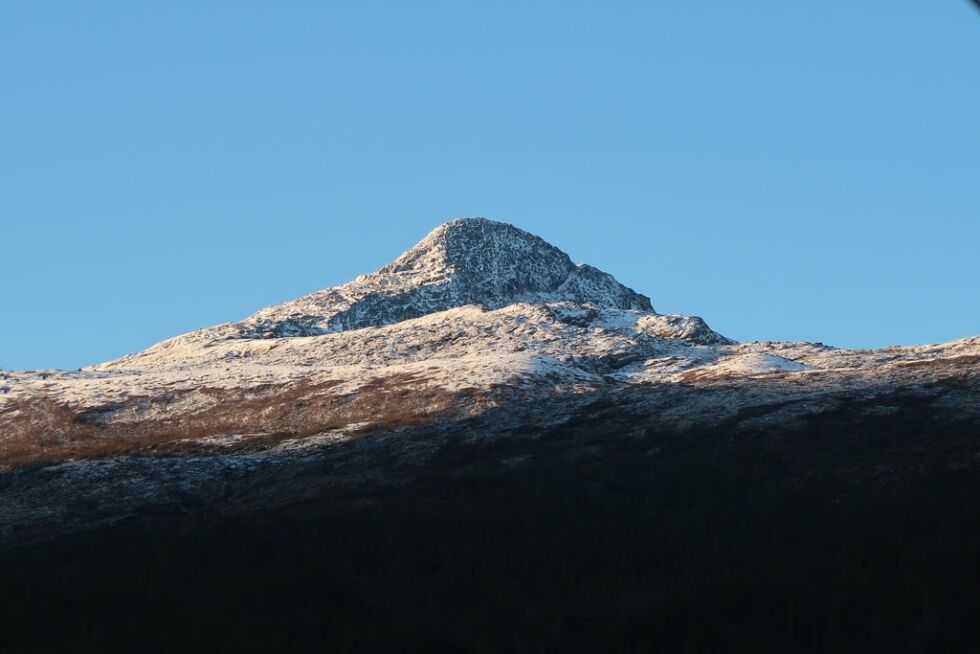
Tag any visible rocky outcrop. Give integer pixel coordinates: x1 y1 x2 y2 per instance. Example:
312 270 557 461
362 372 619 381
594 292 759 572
234 217 652 338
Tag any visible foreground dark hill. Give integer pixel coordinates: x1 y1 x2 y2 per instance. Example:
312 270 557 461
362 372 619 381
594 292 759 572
3 397 980 653
1 217 979 652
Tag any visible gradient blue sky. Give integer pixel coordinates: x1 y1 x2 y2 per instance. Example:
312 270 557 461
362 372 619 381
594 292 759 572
2 1 978 370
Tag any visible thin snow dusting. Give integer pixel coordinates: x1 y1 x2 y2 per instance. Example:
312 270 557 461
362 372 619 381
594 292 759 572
2 218 978 460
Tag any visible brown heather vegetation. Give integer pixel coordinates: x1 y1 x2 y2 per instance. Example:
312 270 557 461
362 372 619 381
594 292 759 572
0 374 489 468
901 354 980 369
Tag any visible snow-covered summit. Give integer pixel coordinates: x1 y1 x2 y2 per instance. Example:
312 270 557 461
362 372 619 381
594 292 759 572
231 217 653 339
82 217 729 373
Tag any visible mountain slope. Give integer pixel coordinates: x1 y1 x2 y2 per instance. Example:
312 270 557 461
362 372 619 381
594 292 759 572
242 217 652 336
152 217 654 343
1 217 978 544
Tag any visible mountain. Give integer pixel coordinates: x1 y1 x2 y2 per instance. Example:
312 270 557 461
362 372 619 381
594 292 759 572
2 217 978 533
238 216 654 337
3 217 980 651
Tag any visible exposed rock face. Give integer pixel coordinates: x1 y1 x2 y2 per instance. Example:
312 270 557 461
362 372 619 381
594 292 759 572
636 313 733 345
0 217 978 543
235 218 652 338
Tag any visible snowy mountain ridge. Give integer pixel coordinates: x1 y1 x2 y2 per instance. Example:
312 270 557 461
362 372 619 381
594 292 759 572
3 216 977 422
87 217 731 373
197 217 654 341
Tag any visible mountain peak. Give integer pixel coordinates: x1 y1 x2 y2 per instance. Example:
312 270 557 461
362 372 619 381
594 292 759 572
381 217 569 280
236 218 653 338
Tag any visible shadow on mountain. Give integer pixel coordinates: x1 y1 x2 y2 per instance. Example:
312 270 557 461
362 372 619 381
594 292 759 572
3 397 980 653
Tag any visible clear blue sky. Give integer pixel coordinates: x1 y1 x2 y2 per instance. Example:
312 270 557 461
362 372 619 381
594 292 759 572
2 2 978 370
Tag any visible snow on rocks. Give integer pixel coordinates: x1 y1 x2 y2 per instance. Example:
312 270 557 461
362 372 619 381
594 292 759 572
3 218 979 467
681 352 813 379
227 217 652 340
